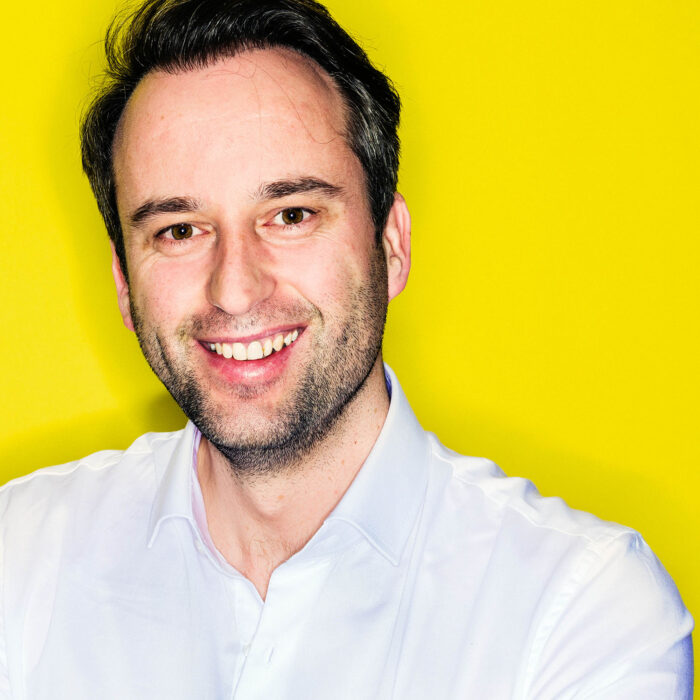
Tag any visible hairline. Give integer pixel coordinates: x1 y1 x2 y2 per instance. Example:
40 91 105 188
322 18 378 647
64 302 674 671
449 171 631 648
111 45 373 255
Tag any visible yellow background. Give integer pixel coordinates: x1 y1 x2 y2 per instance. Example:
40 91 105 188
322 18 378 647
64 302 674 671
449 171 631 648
1 0 697 673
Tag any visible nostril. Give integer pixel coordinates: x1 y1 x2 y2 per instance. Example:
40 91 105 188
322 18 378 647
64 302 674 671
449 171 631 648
207 239 276 316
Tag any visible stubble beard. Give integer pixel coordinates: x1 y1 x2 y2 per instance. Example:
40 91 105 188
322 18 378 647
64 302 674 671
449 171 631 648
130 249 388 478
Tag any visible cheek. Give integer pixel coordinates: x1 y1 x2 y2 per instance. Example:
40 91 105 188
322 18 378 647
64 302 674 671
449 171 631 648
272 238 369 307
130 258 207 325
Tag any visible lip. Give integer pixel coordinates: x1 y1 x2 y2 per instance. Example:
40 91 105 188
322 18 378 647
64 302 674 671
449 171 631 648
197 326 305 386
198 324 305 345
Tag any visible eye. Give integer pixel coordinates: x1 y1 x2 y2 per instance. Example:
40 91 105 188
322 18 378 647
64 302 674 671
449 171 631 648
273 207 314 226
159 223 204 240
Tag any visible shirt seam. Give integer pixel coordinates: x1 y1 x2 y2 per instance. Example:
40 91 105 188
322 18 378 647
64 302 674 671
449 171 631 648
591 536 694 680
433 450 632 545
0 441 172 496
0 455 119 489
517 534 610 695
517 529 681 696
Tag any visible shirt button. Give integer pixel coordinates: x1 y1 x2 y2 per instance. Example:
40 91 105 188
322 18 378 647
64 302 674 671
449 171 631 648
242 643 251 656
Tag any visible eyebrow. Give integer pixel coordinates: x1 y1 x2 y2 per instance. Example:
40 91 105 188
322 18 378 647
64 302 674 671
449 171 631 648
127 178 344 229
253 177 344 201
128 196 203 228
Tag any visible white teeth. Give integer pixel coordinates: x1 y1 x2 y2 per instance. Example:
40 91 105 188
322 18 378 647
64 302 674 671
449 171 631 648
210 329 300 360
247 341 263 360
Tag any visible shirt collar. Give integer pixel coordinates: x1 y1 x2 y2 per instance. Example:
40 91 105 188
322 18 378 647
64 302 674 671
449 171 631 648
147 364 431 565
147 421 199 547
324 364 430 565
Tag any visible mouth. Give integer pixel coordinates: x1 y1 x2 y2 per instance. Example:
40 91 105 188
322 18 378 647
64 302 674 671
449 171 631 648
203 328 302 361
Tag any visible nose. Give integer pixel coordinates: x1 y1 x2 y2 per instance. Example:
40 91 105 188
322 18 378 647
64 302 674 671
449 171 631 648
206 228 276 317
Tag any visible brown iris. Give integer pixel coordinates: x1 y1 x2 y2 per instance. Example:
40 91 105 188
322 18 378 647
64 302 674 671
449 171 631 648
171 223 193 240
280 208 305 225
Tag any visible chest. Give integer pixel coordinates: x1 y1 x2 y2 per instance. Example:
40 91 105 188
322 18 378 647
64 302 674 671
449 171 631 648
5 530 540 700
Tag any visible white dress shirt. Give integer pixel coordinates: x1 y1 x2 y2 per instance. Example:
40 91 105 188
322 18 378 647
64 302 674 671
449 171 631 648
0 366 693 699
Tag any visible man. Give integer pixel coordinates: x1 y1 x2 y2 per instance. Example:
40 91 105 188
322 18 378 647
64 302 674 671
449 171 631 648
0 0 693 697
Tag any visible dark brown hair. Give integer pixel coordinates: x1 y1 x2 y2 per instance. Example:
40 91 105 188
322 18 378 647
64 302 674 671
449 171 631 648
80 0 401 274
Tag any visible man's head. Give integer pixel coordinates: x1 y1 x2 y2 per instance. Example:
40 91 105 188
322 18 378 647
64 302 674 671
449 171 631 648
81 0 402 278
81 0 410 475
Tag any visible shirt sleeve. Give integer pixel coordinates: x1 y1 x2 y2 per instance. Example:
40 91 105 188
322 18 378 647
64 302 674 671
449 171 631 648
0 514 10 699
524 531 694 699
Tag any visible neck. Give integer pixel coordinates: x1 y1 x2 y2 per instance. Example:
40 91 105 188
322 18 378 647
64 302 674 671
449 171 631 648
196 359 390 599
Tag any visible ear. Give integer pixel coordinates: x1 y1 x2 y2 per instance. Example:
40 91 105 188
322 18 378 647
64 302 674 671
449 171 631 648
381 192 411 301
110 241 135 332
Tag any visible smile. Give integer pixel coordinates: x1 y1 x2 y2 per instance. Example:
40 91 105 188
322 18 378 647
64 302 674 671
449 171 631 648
206 329 300 361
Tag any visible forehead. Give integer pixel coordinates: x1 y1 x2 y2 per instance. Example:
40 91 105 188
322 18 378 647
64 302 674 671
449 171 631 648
113 49 358 211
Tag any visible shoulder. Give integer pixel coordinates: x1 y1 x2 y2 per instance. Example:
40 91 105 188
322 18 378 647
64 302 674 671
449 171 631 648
427 434 631 545
423 436 694 695
425 436 688 589
422 433 693 625
0 429 184 527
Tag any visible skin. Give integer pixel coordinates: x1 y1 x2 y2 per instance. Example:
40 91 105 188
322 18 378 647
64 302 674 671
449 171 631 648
111 49 411 598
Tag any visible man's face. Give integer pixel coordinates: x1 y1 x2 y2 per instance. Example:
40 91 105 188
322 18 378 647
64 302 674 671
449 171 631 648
112 49 408 472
